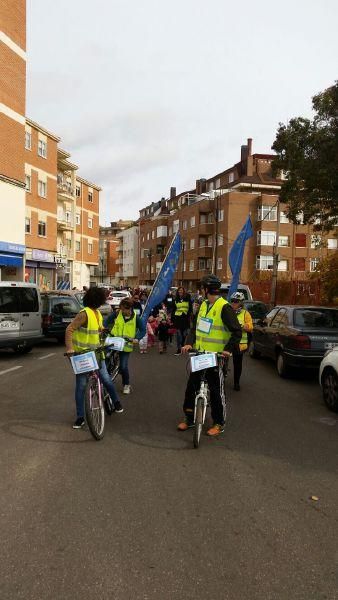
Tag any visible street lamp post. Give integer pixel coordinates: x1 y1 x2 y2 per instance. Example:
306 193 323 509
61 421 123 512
100 257 104 284
144 248 153 284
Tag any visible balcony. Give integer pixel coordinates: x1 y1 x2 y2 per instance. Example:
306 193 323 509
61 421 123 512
198 223 214 235
57 214 74 231
116 258 123 265
198 246 213 258
156 236 167 246
57 176 74 198
116 245 123 253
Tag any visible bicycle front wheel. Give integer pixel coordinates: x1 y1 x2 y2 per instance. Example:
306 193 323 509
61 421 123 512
103 386 114 415
108 351 120 382
193 395 204 449
84 376 105 441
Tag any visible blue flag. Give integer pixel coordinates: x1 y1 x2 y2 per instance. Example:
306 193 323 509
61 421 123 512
227 215 253 299
141 232 181 327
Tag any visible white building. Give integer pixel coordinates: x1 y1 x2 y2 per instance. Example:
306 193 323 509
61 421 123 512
116 225 139 287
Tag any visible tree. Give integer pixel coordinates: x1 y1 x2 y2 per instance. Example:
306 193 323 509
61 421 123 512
317 251 338 304
272 82 338 231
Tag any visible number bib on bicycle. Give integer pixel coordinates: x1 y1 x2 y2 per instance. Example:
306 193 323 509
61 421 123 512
111 312 136 352
195 297 230 353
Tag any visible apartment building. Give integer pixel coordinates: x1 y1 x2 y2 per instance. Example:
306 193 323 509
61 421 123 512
0 0 26 280
75 177 100 289
92 220 134 286
24 119 60 289
139 139 337 289
116 225 139 288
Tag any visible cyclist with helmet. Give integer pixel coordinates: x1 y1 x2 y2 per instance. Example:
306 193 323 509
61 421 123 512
179 275 242 436
230 292 253 391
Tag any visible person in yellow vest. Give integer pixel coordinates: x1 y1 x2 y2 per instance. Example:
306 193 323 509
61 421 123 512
172 287 192 355
65 287 122 429
179 275 242 436
109 297 146 394
230 292 253 391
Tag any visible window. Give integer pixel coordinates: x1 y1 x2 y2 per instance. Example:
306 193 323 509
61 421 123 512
208 181 215 191
295 233 307 248
88 242 93 254
294 257 305 271
0 288 21 313
310 258 319 272
147 233 150 241
88 217 93 229
257 231 277 246
151 230 155 239
66 211 71 224
38 221 46 236
280 211 289 224
218 209 224 222
25 217 31 233
189 260 194 271
173 220 179 234
183 220 187 230
208 235 213 247
258 206 277 221
76 241 81 252
217 257 223 270
157 225 167 237
228 172 234 183
21 288 39 312
76 185 81 197
199 237 206 247
169 227 173 236
278 235 289 247
183 260 186 272
271 308 289 328
38 139 47 158
207 213 213 224
38 180 47 198
200 214 207 224
76 214 80 225
215 178 220 188
218 234 224 246
256 255 274 270
88 192 93 203
190 238 195 249
328 238 338 249
25 174 31 192
190 216 195 228
198 258 206 270
311 234 321 249
66 239 72 250
206 258 212 270
25 131 31 150
278 260 288 271
294 308 338 329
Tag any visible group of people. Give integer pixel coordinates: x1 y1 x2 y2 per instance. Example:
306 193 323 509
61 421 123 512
65 275 253 436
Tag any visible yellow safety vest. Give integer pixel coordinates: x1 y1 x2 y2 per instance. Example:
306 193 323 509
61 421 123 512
236 309 248 345
111 311 136 352
175 300 189 316
73 307 103 351
195 297 231 352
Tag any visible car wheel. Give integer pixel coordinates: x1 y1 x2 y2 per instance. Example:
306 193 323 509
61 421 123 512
14 346 32 355
322 370 338 413
248 340 260 358
276 352 289 378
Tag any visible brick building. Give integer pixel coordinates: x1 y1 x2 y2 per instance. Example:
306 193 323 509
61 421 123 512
139 139 337 290
0 0 27 280
92 220 134 286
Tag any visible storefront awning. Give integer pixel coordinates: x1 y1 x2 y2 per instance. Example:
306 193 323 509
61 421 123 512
0 254 23 267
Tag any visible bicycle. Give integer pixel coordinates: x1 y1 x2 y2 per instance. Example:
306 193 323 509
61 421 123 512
186 350 229 449
65 343 116 441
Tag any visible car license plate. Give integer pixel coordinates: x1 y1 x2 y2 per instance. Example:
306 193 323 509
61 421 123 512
62 318 72 323
0 321 19 329
325 342 337 350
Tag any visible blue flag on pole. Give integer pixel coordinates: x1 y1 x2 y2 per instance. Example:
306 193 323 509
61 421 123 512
227 215 253 299
140 232 181 327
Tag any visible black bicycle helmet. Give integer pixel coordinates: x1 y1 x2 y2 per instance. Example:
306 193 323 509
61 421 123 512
200 274 221 293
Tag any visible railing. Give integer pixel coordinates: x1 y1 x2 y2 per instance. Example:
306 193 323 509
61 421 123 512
57 176 74 196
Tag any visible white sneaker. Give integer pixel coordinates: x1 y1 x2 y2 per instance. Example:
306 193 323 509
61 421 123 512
123 385 131 394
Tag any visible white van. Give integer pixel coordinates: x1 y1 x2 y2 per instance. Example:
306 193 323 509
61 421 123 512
220 283 253 301
0 282 43 353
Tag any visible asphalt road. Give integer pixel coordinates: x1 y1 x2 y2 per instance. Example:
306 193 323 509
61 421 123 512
0 341 337 600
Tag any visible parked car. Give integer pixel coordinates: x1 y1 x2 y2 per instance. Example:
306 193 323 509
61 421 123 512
220 284 253 301
319 346 338 412
0 282 43 353
243 300 270 324
49 289 85 307
249 305 338 377
106 290 131 308
41 292 82 342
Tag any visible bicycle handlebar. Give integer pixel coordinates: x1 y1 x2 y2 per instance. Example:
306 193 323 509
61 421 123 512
187 350 231 358
64 343 117 358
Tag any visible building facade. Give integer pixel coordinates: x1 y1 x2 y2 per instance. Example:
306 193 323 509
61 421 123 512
0 0 27 280
139 139 337 290
116 225 139 288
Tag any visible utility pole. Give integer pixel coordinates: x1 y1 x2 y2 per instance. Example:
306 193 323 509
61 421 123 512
180 238 185 286
270 198 281 305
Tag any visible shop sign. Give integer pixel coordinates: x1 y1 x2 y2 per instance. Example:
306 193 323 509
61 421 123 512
32 249 50 261
0 241 25 254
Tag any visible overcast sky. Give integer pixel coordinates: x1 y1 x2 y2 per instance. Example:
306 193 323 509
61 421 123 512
26 0 338 224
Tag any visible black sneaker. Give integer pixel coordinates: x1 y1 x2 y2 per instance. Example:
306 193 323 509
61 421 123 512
174 350 181 356
233 383 240 391
114 400 124 414
73 417 85 429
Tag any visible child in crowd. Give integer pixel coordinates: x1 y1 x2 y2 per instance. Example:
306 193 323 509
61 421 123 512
157 307 170 354
139 320 155 353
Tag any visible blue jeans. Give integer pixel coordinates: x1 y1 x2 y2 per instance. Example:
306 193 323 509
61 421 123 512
176 328 188 351
119 351 130 385
75 360 119 419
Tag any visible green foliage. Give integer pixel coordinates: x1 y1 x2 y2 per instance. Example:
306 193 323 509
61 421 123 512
272 82 338 230
318 251 338 304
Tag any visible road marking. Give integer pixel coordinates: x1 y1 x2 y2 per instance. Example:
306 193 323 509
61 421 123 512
38 353 56 360
0 366 23 376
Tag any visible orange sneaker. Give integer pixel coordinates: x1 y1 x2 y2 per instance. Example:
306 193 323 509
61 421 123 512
177 420 194 431
206 424 224 436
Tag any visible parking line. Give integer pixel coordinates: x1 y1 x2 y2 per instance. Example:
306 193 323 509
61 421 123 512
0 366 23 376
38 353 56 360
